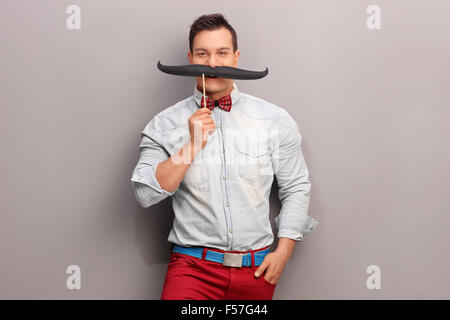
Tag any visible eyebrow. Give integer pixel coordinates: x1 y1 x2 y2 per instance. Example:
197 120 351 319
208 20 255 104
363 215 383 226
194 47 232 52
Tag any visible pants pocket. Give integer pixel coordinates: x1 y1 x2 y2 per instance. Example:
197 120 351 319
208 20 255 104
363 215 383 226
261 276 277 287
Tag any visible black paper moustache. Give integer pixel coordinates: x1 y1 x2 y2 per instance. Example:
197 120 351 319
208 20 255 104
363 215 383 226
157 60 269 80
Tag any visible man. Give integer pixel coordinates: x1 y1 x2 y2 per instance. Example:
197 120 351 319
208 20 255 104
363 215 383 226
130 13 319 300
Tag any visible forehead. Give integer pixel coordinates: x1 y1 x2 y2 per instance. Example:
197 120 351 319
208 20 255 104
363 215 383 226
193 27 233 50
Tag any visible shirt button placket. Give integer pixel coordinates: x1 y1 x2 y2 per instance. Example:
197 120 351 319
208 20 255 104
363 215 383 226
217 116 233 250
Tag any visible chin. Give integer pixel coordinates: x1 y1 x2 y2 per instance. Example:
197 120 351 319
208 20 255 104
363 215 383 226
204 79 230 91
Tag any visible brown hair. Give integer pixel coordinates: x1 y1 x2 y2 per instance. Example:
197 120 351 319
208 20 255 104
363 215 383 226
189 13 238 54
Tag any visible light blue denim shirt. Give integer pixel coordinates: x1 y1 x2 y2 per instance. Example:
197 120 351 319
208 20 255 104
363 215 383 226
130 82 319 251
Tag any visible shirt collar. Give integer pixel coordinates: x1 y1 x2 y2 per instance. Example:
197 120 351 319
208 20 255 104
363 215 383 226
193 82 241 109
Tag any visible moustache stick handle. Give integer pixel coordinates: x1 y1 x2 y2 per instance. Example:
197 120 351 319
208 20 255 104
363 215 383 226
202 73 206 108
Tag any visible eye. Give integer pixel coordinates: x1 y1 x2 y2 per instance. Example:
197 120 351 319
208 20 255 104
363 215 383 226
219 52 226 56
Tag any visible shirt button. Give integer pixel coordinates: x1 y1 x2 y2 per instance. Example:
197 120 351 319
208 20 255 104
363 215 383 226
229 229 233 233
223 176 226 180
221 148 224 153
226 202 229 207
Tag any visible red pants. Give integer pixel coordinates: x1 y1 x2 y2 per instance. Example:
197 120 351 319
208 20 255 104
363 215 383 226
160 246 277 300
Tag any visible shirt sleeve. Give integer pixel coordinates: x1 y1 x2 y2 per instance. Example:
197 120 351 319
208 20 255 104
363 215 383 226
271 109 319 242
130 115 180 208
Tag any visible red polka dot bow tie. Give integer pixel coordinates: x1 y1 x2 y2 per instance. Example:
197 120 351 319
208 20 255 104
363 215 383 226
201 94 232 112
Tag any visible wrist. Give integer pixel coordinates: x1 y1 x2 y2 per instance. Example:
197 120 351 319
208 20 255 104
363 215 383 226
171 140 197 165
275 238 296 258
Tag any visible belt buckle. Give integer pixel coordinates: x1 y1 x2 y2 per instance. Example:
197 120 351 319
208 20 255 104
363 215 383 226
223 252 243 267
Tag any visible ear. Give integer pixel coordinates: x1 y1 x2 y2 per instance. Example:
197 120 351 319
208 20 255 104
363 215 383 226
187 50 192 64
233 49 240 67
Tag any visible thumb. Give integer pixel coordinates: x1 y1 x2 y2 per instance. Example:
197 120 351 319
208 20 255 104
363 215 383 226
254 260 268 277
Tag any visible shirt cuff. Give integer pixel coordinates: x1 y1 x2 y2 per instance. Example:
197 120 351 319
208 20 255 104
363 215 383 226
130 162 179 196
301 215 319 235
276 215 319 242
278 229 304 242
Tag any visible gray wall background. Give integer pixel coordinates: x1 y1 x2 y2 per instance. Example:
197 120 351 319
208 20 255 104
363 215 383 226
1 0 449 299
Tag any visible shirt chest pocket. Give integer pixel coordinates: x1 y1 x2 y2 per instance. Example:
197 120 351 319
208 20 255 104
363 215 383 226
236 143 273 182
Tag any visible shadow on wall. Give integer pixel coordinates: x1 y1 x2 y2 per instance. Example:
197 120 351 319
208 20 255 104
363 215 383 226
132 179 282 267
134 198 175 266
